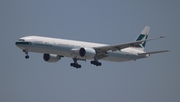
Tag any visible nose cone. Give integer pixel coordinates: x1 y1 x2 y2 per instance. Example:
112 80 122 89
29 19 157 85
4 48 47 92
15 41 22 49
15 41 25 49
15 41 25 48
15 41 21 47
15 41 18 46
15 37 30 49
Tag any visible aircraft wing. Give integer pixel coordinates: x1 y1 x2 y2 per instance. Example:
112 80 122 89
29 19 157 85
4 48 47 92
94 36 166 52
138 50 169 56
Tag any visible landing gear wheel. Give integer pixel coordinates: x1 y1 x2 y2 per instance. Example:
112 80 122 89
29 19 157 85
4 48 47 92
90 60 102 66
98 62 102 66
25 55 29 59
78 65 81 68
70 63 73 66
70 58 82 68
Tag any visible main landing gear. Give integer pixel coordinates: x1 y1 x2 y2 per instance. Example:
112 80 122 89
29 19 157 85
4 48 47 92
23 50 29 59
90 60 102 66
70 58 81 69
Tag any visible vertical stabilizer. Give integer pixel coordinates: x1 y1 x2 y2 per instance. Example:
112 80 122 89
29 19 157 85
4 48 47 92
134 26 150 51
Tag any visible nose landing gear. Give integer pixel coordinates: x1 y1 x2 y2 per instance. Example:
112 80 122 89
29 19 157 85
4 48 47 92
23 50 29 59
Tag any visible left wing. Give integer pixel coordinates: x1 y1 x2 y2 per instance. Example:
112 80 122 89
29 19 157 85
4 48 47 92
93 36 166 59
138 50 169 56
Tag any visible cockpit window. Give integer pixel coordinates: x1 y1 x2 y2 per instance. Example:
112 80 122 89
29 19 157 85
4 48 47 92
18 39 25 41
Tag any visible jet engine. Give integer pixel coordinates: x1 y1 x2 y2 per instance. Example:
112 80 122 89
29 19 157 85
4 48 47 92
71 47 96 59
43 54 61 62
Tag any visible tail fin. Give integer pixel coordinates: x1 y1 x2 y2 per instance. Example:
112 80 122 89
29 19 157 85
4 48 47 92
134 26 150 51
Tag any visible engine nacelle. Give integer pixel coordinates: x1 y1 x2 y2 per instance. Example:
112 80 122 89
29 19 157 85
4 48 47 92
43 54 61 62
79 47 96 59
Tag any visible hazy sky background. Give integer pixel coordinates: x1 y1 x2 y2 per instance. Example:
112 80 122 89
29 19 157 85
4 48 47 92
0 0 179 102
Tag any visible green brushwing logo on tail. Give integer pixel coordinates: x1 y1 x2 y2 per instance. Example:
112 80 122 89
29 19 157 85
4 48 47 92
135 34 148 48
133 26 150 50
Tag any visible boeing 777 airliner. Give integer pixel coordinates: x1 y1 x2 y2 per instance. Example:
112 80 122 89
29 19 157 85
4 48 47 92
15 26 169 68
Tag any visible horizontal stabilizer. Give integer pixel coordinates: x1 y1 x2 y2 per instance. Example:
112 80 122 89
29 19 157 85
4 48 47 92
138 50 169 55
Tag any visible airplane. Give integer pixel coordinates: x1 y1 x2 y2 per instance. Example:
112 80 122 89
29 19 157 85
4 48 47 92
15 26 169 68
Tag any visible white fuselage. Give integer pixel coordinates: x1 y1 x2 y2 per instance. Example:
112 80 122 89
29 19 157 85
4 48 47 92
15 36 147 62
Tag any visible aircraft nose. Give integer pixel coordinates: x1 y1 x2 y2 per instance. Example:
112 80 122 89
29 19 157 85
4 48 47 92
15 41 20 47
15 41 23 47
15 41 31 46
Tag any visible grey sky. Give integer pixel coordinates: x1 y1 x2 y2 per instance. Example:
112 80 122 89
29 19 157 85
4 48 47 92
0 0 179 102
